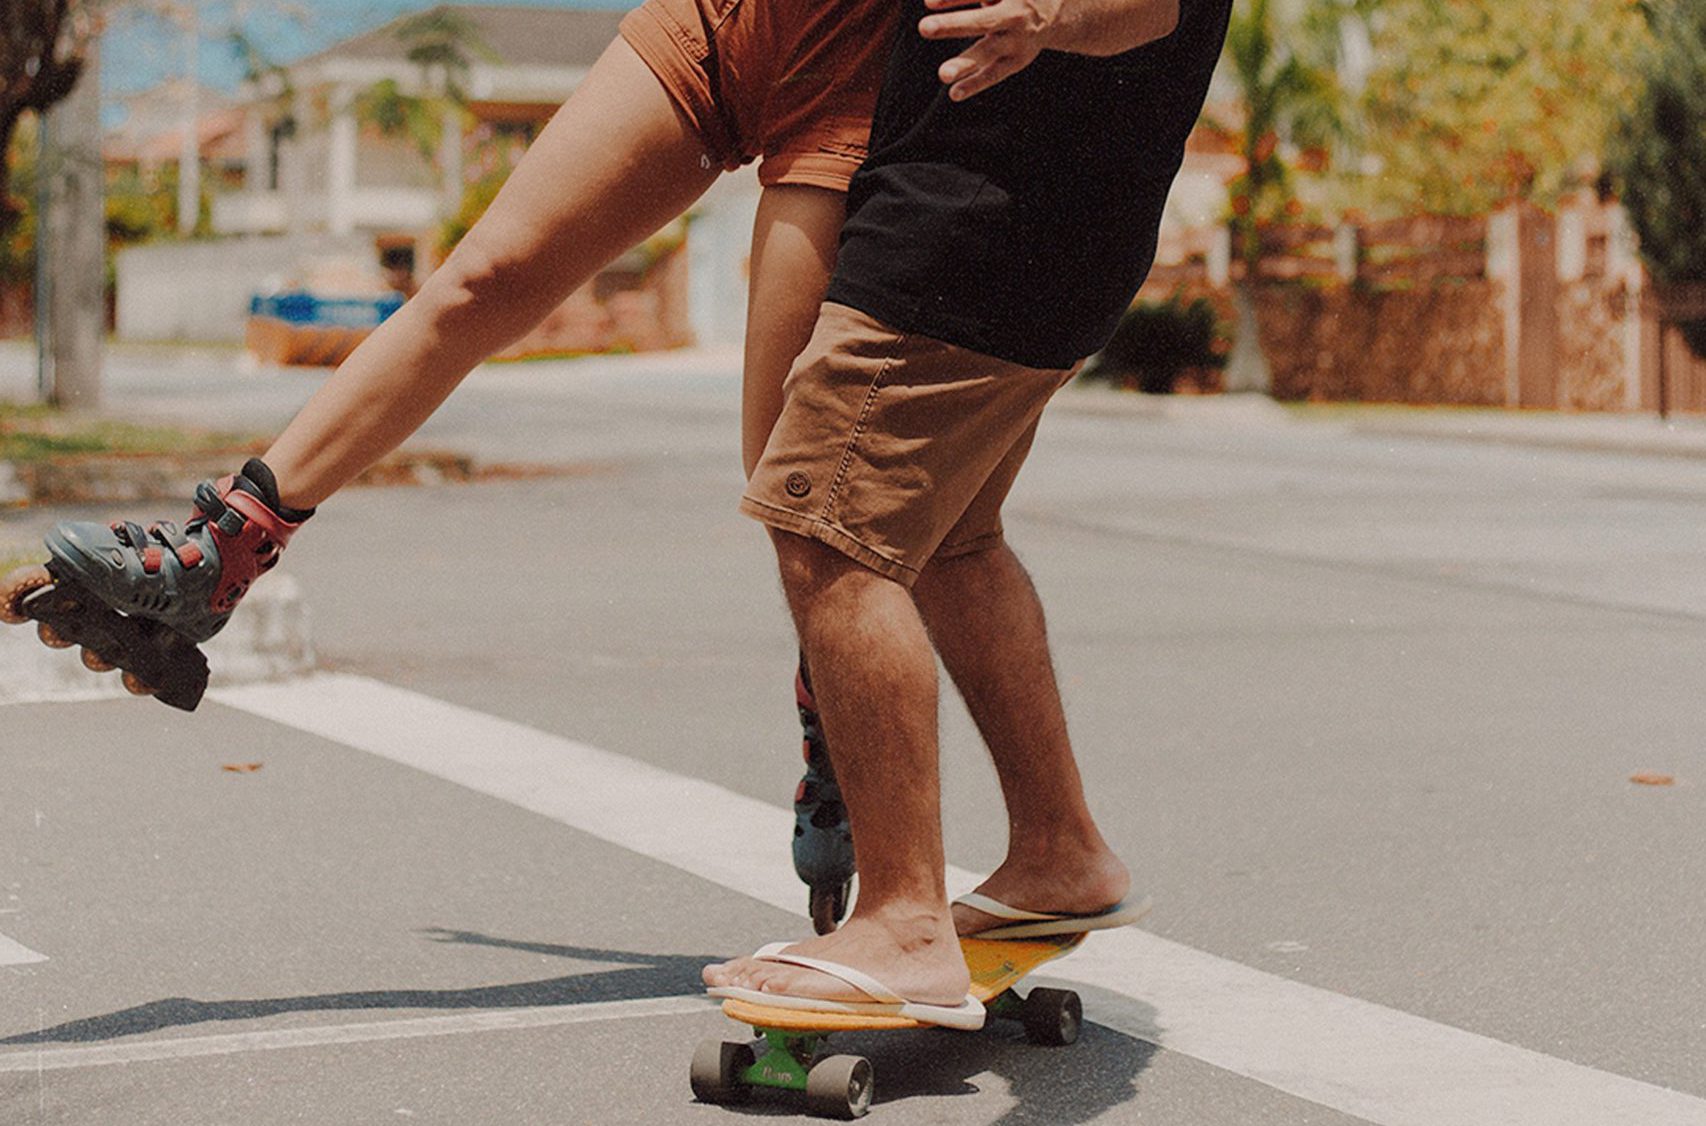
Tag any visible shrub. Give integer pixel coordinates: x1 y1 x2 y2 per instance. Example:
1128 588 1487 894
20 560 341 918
1081 293 1227 394
1606 1 1706 356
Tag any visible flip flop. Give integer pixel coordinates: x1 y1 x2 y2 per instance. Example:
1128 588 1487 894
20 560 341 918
707 942 986 1031
953 891 1154 940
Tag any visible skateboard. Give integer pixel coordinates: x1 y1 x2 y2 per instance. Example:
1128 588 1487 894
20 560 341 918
690 932 1086 1119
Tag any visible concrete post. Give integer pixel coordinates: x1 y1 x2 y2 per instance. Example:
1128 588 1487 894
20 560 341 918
1606 205 1646 412
328 87 358 237
284 86 311 234
439 104 464 215
1333 223 1359 283
1487 205 1559 409
243 108 268 192
1207 226 1232 288
176 6 201 236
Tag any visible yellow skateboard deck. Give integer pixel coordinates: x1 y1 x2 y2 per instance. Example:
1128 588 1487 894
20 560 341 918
719 931 1086 1033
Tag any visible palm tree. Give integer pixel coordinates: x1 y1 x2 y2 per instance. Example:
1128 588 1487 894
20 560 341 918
1219 0 1346 393
354 9 498 170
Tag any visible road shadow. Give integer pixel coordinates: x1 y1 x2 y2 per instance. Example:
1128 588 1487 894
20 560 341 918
0 927 718 1046
4 929 1162 1122
695 978 1162 1123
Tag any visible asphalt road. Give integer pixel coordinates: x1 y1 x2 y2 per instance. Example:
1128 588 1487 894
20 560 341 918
2 348 1704 1124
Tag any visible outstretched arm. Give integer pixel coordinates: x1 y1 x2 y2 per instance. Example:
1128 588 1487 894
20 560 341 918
262 39 716 511
919 0 1181 101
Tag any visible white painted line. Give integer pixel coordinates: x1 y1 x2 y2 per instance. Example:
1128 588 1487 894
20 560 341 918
0 995 712 1072
0 932 47 966
211 674 1706 1126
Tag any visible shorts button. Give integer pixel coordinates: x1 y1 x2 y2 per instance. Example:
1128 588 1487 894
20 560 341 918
785 472 812 499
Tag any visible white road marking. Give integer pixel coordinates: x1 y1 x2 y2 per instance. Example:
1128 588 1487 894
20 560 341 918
0 932 47 966
199 673 1704 1125
0 996 712 1072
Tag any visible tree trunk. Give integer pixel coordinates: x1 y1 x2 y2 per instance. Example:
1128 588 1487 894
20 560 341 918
40 37 103 409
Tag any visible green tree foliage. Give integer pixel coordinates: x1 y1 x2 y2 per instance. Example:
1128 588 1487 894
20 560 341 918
1607 1 1706 354
0 0 96 235
1356 0 1647 214
355 9 497 167
1222 0 1342 266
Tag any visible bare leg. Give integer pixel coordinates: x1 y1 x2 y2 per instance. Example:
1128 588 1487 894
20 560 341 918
741 185 842 478
913 544 1130 934
703 533 969 1005
264 39 720 511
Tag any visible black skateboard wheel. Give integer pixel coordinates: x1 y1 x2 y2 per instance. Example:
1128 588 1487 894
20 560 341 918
1020 987 1082 1046
689 1038 753 1105
806 1054 872 1120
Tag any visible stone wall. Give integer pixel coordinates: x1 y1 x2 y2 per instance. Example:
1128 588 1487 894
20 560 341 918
1557 277 1634 412
494 244 692 360
1137 204 1706 412
1255 283 1506 405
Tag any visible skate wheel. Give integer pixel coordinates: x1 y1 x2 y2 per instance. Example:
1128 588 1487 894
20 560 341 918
1020 987 1082 1047
121 671 157 698
37 621 73 649
810 879 852 936
689 1038 753 1105
1 564 52 625
80 648 116 673
806 1054 873 1119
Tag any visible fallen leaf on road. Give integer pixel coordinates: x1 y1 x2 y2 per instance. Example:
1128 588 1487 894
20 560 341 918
1629 772 1674 786
221 763 264 773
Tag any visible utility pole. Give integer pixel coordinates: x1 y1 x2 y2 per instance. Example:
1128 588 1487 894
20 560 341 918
40 38 105 409
177 3 201 235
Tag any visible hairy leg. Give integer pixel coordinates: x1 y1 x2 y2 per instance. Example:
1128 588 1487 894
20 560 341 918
703 533 969 1005
912 544 1129 933
265 39 720 510
740 185 843 478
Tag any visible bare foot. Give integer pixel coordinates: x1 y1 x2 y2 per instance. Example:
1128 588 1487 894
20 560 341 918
703 908 970 1006
953 843 1132 937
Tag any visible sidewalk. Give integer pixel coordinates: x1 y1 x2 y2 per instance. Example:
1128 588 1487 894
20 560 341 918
1052 381 1706 460
8 336 1706 463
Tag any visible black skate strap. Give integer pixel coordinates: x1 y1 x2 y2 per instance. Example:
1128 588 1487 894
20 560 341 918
111 521 151 550
107 518 205 569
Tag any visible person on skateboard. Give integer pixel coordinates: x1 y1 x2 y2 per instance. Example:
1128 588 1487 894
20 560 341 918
703 0 1233 1029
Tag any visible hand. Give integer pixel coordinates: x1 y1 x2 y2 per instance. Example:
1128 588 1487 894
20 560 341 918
919 0 1065 101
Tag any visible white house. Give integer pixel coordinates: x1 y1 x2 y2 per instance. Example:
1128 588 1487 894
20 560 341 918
117 5 759 348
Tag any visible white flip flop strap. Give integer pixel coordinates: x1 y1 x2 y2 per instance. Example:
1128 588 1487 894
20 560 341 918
953 892 1065 922
753 950 905 1005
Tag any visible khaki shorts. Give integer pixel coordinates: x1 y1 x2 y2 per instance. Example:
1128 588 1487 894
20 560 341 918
743 304 1078 586
619 0 892 191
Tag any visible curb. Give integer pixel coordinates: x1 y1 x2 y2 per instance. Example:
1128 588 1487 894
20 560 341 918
0 573 315 707
0 450 484 511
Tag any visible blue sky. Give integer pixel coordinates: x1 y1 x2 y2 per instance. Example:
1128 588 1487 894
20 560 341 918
103 0 638 115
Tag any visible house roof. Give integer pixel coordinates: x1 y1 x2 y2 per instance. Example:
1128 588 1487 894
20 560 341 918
299 4 628 72
105 81 247 164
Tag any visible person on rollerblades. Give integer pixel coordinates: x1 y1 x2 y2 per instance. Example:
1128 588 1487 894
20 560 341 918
3 0 892 718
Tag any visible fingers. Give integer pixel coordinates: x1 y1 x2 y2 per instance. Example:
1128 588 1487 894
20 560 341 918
919 0 1053 100
938 35 1041 101
919 0 1046 41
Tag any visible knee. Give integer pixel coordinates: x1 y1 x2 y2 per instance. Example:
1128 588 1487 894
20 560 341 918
771 531 846 601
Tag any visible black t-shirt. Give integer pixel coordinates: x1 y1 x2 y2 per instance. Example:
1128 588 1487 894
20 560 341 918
825 0 1233 369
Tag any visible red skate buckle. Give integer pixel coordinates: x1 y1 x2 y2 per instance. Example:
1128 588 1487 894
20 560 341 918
141 546 164 574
